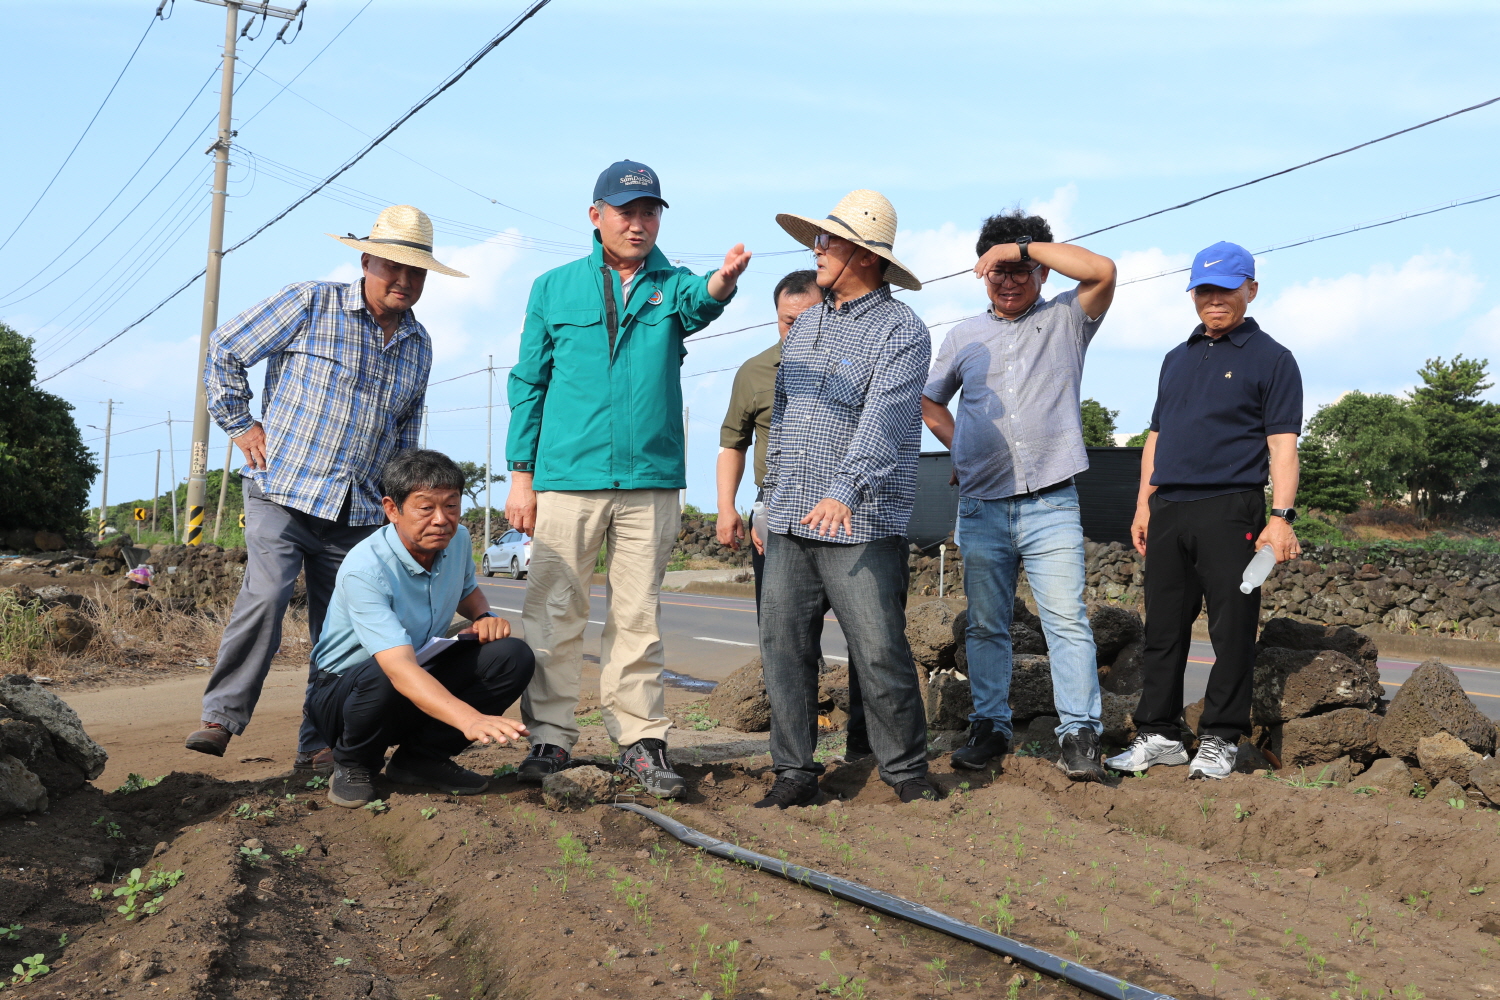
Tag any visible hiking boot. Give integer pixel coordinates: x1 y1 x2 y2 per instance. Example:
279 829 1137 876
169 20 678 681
950 719 1011 771
618 738 687 799
1056 729 1106 783
517 743 571 784
753 774 819 810
1189 735 1238 781
896 775 941 803
293 747 335 777
328 762 376 808
385 750 488 795
185 722 231 757
1104 733 1190 773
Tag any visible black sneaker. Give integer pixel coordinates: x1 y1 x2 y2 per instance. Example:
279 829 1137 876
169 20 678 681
617 738 686 799
517 744 571 784
950 719 1011 771
753 775 819 809
841 731 873 763
1056 729 1106 783
328 763 376 808
385 750 489 795
896 775 941 803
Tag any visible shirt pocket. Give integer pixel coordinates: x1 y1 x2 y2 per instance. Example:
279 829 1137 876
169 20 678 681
824 356 875 409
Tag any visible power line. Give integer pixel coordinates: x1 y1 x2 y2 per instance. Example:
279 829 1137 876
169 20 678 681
237 0 373 130
0 11 158 256
36 0 556 385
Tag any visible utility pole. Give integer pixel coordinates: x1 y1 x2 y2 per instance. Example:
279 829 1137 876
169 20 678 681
167 412 181 542
97 400 115 539
484 355 493 547
422 404 429 449
681 406 689 509
152 450 162 534
213 439 234 542
183 0 303 546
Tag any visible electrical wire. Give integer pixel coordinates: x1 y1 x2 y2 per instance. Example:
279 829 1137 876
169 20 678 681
0 11 159 256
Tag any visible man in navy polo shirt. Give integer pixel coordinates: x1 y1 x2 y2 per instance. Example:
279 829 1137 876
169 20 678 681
1106 242 1303 780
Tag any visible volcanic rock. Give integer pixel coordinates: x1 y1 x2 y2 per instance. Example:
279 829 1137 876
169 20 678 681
1378 659 1496 761
44 606 95 654
0 674 108 779
1251 648 1382 725
1256 617 1379 666
905 599 965 676
1100 690 1140 745
1099 640 1145 695
542 765 617 811
1416 731 1482 786
1088 604 1142 664
1271 708 1381 767
1467 757 1500 804
0 753 47 817
925 671 972 731
1430 777 1468 804
706 658 770 733
1360 757 1416 795
1009 655 1054 721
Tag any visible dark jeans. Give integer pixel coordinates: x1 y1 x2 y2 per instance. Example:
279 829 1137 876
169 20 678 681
760 531 926 786
202 478 375 751
1134 491 1265 742
307 637 536 769
751 517 869 753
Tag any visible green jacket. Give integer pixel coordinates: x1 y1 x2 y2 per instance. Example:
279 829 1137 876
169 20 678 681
506 234 732 490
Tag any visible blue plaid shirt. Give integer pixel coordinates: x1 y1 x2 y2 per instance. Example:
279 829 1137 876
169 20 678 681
762 286 930 544
204 279 430 525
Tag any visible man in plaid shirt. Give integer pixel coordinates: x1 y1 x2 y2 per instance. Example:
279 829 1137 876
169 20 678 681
756 190 939 808
184 205 468 772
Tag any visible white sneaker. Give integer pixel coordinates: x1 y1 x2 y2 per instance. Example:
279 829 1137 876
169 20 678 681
1104 733 1189 772
1189 735 1238 780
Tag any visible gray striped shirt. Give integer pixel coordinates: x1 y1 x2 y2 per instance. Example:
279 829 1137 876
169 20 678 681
923 288 1105 499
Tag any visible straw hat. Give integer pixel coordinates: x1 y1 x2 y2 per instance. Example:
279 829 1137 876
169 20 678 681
327 205 468 278
776 190 920 291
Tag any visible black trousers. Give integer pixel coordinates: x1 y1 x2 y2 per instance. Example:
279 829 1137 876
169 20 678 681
1133 491 1264 742
308 637 536 769
753 528 869 754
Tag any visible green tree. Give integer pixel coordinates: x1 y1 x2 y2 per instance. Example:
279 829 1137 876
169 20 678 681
0 324 99 534
1405 355 1500 516
1080 398 1118 448
1304 391 1423 503
1124 428 1150 448
455 460 506 508
1295 437 1365 514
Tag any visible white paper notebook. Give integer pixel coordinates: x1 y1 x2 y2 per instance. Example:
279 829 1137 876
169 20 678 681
414 635 458 667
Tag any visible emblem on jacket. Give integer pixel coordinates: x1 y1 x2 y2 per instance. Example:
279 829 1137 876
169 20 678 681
647 289 663 305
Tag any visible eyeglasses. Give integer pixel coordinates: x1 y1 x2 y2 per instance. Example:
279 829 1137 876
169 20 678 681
985 263 1043 286
812 233 849 253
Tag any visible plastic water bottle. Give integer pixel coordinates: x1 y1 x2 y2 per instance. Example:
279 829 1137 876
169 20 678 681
751 501 766 528
1239 545 1277 594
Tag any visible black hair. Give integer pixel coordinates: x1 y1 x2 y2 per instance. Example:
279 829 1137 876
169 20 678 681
975 210 1054 257
772 269 818 306
382 449 465 509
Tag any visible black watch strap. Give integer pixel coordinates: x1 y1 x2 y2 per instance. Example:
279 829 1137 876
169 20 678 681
1270 507 1298 524
1015 236 1032 261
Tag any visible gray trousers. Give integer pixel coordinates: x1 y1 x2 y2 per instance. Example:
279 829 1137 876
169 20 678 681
760 531 927 787
200 478 376 751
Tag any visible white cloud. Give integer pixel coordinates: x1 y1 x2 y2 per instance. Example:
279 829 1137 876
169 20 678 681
1028 183 1078 241
1097 248 1196 350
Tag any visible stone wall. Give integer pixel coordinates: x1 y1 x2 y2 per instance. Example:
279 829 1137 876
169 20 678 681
676 517 752 568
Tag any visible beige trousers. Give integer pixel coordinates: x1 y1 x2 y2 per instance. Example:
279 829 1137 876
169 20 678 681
520 488 679 749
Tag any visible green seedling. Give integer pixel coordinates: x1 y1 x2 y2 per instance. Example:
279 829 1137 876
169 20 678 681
114 773 164 794
8 954 49 986
306 774 329 789
1066 929 1082 959
279 844 308 860
1470 886 1487 895
92 816 124 839
1410 783 1428 799
492 764 517 778
989 895 1015 934
363 799 388 813
420 807 438 820
333 956 352 968
575 709 604 727
89 887 105 901
1447 797 1467 810
1233 802 1250 822
0 925 20 942
112 867 183 921
56 933 67 949
682 707 719 732
717 939 741 996
238 846 268 868
818 949 869 997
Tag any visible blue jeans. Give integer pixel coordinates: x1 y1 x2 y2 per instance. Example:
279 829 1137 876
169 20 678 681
958 485 1101 739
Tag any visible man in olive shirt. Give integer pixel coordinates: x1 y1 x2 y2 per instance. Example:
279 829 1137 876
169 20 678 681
716 269 820 602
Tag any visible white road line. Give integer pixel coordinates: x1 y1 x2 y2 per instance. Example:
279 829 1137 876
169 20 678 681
693 636 756 646
491 605 603 625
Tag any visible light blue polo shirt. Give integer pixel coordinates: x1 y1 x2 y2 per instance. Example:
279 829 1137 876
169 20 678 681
312 523 478 676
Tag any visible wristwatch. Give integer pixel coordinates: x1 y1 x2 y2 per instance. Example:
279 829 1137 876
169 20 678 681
1270 507 1298 524
1015 236 1032 262
473 612 497 621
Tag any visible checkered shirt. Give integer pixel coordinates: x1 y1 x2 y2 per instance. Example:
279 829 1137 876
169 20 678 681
204 279 430 526
762 285 930 544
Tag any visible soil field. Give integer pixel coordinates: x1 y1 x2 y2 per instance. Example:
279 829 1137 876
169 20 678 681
5 738 1500 1000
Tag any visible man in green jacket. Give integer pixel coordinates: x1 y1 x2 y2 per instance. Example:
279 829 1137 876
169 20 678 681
505 159 751 797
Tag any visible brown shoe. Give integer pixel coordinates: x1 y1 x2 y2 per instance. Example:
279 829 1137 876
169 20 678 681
293 747 336 777
185 722 231 757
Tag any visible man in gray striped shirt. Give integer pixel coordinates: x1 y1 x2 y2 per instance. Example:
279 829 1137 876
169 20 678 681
922 210 1116 781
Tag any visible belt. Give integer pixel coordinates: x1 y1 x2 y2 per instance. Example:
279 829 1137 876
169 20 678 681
1003 477 1074 501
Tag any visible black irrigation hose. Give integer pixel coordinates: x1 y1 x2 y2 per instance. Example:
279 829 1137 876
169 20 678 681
611 803 1175 1000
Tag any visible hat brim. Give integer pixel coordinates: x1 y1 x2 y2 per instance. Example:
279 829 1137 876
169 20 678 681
774 212 921 291
327 234 468 278
597 192 669 209
1185 273 1249 292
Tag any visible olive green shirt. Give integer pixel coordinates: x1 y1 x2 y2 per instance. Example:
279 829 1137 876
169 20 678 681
718 341 780 487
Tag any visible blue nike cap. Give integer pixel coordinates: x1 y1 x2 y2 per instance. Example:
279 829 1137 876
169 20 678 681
593 159 668 209
1186 241 1255 291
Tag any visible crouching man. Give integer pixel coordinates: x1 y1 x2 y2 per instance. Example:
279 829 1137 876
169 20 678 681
306 449 535 807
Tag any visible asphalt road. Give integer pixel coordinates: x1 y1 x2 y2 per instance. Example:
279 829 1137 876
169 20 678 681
476 577 1500 720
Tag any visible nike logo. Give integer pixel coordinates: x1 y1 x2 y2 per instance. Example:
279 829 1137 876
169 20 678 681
1204 259 1223 267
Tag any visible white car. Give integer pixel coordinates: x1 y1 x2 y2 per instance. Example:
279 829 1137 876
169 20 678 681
482 529 531 579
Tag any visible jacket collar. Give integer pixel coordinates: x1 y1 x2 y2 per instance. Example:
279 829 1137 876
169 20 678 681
1188 316 1261 347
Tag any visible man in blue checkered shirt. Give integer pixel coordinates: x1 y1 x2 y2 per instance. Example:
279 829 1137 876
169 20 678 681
755 190 939 808
184 205 468 774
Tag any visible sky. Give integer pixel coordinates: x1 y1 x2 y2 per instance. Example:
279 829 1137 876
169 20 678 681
4 0 1500 518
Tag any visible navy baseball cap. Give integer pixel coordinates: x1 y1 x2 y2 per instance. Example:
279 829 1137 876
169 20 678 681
593 159 668 209
1186 241 1255 291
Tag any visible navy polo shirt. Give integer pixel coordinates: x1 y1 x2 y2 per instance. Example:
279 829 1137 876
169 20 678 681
1148 317 1302 501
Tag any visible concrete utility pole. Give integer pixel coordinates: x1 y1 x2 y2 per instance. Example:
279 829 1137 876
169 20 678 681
152 450 162 534
167 412 181 542
213 439 234 542
422 405 429 449
183 0 303 546
97 400 115 539
682 406 689 509
484 355 493 547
